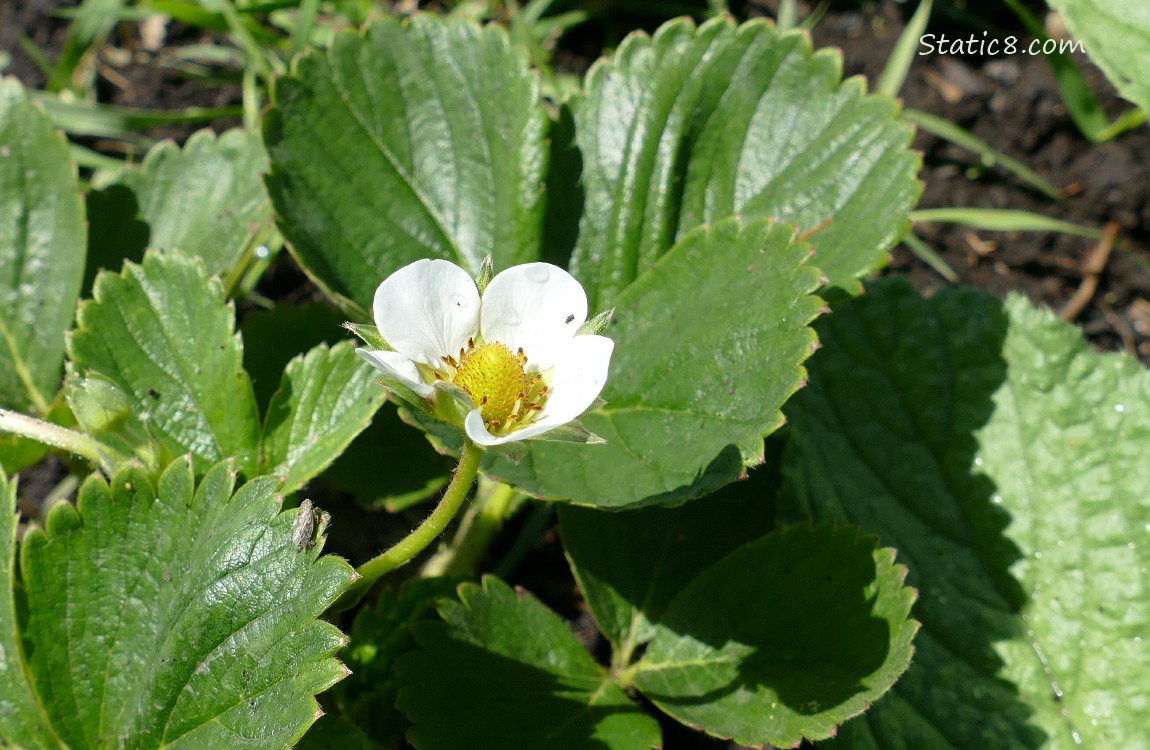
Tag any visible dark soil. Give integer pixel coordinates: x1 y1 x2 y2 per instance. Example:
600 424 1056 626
799 0 1150 362
5 1 1150 749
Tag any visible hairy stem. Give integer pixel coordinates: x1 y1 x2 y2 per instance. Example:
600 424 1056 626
421 479 518 578
332 438 483 611
0 408 106 468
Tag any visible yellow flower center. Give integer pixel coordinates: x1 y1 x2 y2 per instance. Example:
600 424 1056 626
447 340 549 433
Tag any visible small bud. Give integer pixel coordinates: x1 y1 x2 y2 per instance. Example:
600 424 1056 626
577 308 615 336
475 254 495 295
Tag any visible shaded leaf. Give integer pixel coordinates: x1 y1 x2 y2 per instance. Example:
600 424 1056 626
265 15 546 312
67 250 260 476
323 402 452 512
333 577 458 749
0 77 85 416
261 341 386 494
240 302 348 412
12 459 354 749
87 128 272 279
633 523 917 747
570 16 918 308
295 715 379 750
397 576 661 750
558 465 776 650
781 278 1150 747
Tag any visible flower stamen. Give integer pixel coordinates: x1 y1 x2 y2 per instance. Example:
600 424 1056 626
452 341 548 433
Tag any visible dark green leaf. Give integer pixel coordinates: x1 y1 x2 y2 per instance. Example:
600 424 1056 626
570 16 918 307
633 523 917 747
397 576 661 750
0 78 85 416
334 577 458 749
558 464 776 651
780 278 1150 747
67 250 260 476
265 15 546 312
261 341 386 495
14 458 354 748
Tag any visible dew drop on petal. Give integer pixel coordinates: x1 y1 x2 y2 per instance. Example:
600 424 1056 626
526 265 550 283
450 292 469 308
502 310 523 327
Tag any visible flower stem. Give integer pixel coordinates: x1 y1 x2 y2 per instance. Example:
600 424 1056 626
331 438 484 611
0 408 106 469
421 479 518 578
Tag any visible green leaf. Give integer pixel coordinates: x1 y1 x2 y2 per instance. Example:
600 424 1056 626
0 468 65 749
780 278 1150 747
558 464 776 651
87 128 272 277
0 78 85 416
265 15 547 312
480 217 822 508
397 576 661 750
10 458 354 749
67 250 261 476
632 523 917 747
569 16 918 307
1046 1 1150 122
261 341 386 495
334 577 458 749
239 301 348 412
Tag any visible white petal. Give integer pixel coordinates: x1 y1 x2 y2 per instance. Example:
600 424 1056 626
464 334 614 446
533 334 614 426
464 410 511 446
356 348 434 397
479 263 588 369
373 259 480 367
463 409 569 446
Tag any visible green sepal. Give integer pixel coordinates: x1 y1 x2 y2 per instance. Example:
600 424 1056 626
343 322 391 351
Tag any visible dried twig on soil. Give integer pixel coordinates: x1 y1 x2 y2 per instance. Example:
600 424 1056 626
1059 221 1120 321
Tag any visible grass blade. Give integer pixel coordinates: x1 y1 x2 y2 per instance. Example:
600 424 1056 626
902 231 958 283
903 108 1062 199
1002 0 1109 141
911 208 1101 238
877 0 932 98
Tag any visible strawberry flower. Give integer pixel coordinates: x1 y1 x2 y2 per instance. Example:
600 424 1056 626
356 259 613 447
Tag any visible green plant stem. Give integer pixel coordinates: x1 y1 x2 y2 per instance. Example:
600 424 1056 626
0 408 105 468
422 479 518 578
219 0 275 83
332 439 483 611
